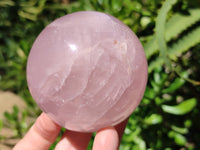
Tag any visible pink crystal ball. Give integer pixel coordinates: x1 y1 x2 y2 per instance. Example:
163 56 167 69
27 11 148 132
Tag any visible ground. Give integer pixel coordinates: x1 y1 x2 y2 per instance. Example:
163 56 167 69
0 91 26 150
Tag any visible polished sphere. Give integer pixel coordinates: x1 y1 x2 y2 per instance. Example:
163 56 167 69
27 11 148 132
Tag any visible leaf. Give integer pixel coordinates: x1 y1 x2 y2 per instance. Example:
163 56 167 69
23 7 42 15
174 133 186 146
162 72 188 93
123 127 141 142
184 120 192 128
0 0 14 6
165 9 200 41
148 57 164 73
171 125 188 134
19 1 36 7
18 10 37 21
169 26 200 60
144 8 200 59
162 78 184 93
4 112 14 122
111 0 122 12
144 36 157 59
0 120 3 131
144 114 163 125
144 87 156 99
148 26 200 73
155 0 177 68
161 98 197 115
168 131 187 146
13 105 19 115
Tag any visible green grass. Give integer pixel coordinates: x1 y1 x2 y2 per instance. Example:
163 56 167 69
0 0 200 149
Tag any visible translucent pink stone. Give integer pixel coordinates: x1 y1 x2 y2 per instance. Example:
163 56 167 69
27 11 148 132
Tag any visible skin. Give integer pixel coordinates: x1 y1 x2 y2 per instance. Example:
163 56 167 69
13 113 128 150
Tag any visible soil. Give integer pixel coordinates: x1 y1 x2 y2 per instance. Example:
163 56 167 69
0 91 26 150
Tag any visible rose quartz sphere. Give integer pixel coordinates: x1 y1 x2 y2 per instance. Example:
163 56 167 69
27 11 148 132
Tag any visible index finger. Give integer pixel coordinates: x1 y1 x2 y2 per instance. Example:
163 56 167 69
13 113 61 150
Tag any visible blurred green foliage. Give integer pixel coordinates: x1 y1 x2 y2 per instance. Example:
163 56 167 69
0 0 200 149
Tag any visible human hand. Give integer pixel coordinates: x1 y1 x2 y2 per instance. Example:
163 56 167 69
13 113 128 150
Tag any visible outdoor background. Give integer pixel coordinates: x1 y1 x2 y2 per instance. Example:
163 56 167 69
0 0 200 149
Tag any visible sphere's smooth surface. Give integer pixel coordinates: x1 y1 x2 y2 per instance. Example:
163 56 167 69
27 11 148 132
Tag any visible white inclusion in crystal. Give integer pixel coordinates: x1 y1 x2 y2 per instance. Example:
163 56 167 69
69 44 77 51
120 42 127 55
